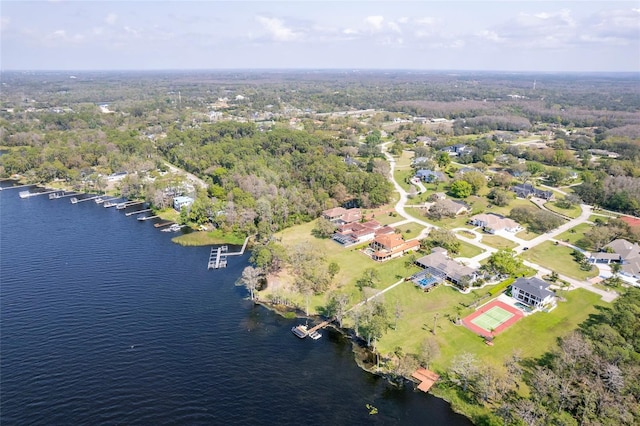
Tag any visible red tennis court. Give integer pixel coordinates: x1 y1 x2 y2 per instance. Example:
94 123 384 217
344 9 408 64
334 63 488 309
462 299 524 337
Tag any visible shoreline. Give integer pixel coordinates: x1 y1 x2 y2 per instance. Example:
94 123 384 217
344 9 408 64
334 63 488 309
252 297 473 421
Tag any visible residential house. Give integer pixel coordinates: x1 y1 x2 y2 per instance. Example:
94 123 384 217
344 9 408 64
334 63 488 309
589 238 640 279
414 248 478 287
429 192 447 201
411 157 431 167
173 196 194 211
511 277 556 309
430 199 469 216
322 207 347 222
415 169 446 183
511 183 554 200
469 213 521 233
322 207 362 225
442 144 474 157
370 234 420 262
333 220 388 246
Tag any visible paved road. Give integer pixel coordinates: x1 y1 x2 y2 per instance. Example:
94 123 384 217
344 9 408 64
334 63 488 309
380 143 617 302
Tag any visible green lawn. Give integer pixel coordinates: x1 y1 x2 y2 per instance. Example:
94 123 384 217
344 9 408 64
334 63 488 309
172 229 247 246
544 201 582 219
268 220 424 313
516 229 541 241
457 241 484 258
521 241 598 280
556 223 593 246
395 150 414 168
394 168 416 193
394 222 428 240
589 214 616 222
481 235 518 250
376 283 605 371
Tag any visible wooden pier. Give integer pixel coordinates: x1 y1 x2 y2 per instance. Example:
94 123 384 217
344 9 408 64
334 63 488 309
207 237 250 270
76 195 101 203
154 221 173 228
0 183 34 191
126 208 151 217
306 320 332 335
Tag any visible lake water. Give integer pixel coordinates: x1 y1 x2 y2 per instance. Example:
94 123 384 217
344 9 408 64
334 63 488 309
0 185 471 425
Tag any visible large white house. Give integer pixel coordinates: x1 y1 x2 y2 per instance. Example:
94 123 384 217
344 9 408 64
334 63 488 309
469 213 521 233
511 277 556 309
173 196 194 211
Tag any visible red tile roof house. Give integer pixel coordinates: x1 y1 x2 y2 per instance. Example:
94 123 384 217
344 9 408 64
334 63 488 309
333 220 382 246
370 234 421 262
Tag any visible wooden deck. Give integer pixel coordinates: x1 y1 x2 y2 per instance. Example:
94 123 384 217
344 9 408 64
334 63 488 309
306 320 332 334
411 368 440 392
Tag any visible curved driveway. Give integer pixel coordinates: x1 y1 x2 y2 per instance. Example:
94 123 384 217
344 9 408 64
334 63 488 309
381 143 617 302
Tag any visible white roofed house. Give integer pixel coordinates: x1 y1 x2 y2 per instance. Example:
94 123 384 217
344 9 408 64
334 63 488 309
173 196 194 211
511 277 556 310
469 213 521 234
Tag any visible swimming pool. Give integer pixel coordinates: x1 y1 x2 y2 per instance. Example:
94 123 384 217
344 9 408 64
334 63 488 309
416 275 438 289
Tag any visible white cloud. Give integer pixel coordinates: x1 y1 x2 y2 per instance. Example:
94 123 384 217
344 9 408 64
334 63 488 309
388 21 401 33
365 15 384 31
45 29 84 44
105 13 118 26
0 16 10 32
256 16 300 41
477 30 504 43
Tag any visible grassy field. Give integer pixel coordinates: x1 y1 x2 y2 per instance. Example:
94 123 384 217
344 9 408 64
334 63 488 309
458 241 484 258
267 220 424 313
173 229 247 246
521 241 598 280
375 283 605 371
589 214 616 222
516 229 541 241
394 222 428 240
481 235 518 250
544 201 582 219
556 223 593 246
394 168 416 192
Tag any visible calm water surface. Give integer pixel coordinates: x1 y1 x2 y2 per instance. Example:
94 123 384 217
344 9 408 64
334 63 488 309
0 185 471 425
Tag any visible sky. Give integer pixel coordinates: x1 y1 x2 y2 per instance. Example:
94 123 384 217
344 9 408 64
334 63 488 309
1 0 639 72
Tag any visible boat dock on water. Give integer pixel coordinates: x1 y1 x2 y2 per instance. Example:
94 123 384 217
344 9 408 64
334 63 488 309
207 237 250 270
291 320 330 340
125 208 151 217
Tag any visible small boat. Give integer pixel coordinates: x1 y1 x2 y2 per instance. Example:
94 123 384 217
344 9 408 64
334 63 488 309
309 330 322 340
94 197 104 204
116 203 127 210
104 202 116 208
291 325 308 339
49 192 62 199
137 216 148 221
70 197 78 204
168 224 182 232
19 190 31 198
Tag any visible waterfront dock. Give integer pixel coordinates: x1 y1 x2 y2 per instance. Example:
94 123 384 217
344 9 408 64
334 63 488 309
154 221 173 228
126 208 151 217
0 183 34 191
75 195 101 203
207 246 228 269
207 237 250 270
